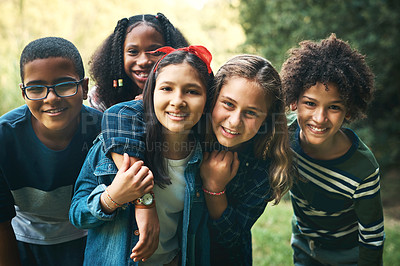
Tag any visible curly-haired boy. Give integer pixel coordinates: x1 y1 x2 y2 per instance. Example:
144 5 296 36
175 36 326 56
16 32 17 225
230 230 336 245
281 34 384 265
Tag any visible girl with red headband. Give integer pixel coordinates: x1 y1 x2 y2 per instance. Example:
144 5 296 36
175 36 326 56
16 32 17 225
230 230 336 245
70 46 214 265
97 52 293 265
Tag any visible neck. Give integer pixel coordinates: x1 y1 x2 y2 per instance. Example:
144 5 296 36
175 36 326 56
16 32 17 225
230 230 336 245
31 116 79 151
163 131 194 160
300 129 351 160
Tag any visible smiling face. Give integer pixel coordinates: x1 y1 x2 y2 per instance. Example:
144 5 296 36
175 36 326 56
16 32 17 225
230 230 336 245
123 24 165 90
21 57 88 135
153 63 207 135
211 77 269 149
295 81 350 150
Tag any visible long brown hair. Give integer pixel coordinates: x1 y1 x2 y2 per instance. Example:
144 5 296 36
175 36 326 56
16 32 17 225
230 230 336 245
211 54 293 204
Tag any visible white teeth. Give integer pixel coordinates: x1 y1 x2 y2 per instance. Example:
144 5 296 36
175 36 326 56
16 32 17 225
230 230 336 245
224 127 239 135
46 108 64 113
169 112 186 117
309 125 327 132
137 72 148 78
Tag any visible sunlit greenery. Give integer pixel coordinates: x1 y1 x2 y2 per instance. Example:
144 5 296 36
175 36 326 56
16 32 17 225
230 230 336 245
252 200 400 265
238 0 400 168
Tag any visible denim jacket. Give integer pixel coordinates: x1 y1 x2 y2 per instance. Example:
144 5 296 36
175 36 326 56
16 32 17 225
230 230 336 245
69 135 210 266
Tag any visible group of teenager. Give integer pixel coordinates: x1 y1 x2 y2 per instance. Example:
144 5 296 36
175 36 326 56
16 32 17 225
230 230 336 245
0 12 384 266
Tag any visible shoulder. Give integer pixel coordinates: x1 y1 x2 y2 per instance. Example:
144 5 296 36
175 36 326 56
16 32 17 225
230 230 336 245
0 105 30 133
342 128 379 179
105 100 144 116
102 100 145 131
82 104 103 119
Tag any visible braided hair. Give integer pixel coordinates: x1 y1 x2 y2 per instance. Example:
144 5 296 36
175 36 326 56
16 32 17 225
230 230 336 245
89 13 189 109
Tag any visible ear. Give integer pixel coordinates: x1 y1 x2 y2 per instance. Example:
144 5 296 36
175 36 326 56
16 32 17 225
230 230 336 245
81 78 89 100
345 112 351 121
20 83 26 99
290 102 297 111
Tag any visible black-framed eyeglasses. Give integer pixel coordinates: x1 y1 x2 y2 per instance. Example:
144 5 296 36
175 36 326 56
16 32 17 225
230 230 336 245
21 79 84 100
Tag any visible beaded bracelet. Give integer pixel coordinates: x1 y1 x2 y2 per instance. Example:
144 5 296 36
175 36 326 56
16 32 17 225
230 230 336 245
101 193 113 210
202 187 226 196
105 188 122 207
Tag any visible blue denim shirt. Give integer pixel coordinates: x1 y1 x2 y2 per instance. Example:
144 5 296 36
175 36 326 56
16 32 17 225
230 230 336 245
69 134 210 266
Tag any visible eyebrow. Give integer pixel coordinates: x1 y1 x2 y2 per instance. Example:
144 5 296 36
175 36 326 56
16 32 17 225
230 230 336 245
302 95 344 104
125 43 164 50
158 81 204 90
25 77 77 86
220 95 265 113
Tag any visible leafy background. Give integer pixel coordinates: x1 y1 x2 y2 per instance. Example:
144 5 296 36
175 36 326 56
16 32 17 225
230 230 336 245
1 0 399 264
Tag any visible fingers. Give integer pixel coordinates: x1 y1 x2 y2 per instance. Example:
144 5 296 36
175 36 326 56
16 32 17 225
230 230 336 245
130 232 158 262
119 153 131 172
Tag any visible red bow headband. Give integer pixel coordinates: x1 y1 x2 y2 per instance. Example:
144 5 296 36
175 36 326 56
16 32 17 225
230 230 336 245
151 45 212 74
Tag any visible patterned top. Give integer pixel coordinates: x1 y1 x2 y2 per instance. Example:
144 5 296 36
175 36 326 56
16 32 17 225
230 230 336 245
207 142 271 266
97 99 210 265
0 105 102 244
290 125 384 264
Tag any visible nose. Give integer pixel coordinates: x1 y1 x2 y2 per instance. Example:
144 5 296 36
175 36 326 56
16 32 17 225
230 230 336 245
170 90 186 108
136 52 152 67
228 110 242 128
44 88 61 102
313 107 327 123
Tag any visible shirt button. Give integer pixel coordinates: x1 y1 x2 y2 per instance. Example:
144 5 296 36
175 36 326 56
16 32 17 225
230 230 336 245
245 162 249 167
196 191 201 198
134 230 140 236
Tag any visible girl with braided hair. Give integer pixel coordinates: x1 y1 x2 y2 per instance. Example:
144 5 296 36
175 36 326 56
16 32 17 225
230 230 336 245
88 13 188 111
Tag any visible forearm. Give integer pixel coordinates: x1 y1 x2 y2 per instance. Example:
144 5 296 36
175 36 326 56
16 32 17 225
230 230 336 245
203 189 228 220
70 184 115 229
0 221 21 266
111 152 140 169
358 246 383 266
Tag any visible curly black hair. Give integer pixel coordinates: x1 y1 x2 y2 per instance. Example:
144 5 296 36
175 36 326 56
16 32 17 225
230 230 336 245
280 33 375 121
89 13 189 109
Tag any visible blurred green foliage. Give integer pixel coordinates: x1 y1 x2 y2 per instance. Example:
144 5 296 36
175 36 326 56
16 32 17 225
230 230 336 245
238 0 400 169
0 0 245 114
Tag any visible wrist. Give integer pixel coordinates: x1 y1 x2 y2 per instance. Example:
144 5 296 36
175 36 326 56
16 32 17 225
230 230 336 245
104 187 123 208
101 192 117 212
202 186 226 196
134 191 155 209
202 182 225 193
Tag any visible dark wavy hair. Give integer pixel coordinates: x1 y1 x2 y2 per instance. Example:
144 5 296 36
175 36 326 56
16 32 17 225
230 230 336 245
89 13 189 109
143 50 214 187
210 54 292 204
280 33 375 122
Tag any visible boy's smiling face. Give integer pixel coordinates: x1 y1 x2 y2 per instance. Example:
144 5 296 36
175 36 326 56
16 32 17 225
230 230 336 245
294 82 350 150
21 57 88 135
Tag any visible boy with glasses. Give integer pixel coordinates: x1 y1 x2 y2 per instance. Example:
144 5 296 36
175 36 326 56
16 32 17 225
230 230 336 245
0 37 102 265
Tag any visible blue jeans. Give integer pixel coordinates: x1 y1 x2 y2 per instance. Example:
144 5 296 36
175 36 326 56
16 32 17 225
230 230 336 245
17 237 86 266
291 234 358 266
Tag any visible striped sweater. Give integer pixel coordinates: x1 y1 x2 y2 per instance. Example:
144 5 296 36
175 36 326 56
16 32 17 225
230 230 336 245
290 126 384 264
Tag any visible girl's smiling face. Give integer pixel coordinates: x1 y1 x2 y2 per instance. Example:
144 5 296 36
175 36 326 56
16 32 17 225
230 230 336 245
211 77 269 149
153 62 207 134
123 24 165 90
